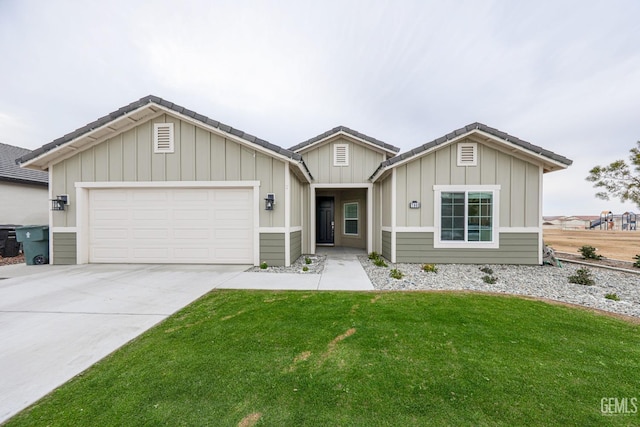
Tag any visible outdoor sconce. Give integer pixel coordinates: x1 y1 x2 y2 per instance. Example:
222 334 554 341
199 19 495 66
265 193 275 210
51 194 69 211
409 200 421 209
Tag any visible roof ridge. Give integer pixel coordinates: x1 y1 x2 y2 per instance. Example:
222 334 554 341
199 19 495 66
289 125 400 153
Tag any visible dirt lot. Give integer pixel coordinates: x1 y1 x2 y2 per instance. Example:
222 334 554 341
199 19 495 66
543 228 640 262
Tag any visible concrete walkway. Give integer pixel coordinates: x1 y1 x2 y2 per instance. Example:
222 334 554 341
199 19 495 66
219 247 374 291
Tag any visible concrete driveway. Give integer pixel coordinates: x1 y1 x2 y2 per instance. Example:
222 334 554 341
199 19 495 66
0 263 248 423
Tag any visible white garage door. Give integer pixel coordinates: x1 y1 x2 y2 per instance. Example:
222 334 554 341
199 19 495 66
88 187 254 264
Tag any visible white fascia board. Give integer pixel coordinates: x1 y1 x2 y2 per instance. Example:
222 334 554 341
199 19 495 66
472 129 570 172
295 130 397 156
155 105 313 183
20 104 162 170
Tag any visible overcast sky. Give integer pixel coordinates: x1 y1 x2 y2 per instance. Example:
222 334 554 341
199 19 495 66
1 0 639 215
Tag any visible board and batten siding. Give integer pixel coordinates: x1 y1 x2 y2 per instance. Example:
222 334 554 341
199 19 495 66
381 230 391 261
260 233 285 266
52 232 77 265
381 175 392 227
394 139 540 228
50 114 286 228
289 171 302 227
395 232 539 264
290 230 302 264
299 137 385 184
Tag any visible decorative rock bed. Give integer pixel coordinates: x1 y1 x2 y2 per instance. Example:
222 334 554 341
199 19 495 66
359 256 640 319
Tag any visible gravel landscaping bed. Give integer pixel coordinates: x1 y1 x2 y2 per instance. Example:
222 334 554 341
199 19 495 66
359 256 640 319
246 254 326 274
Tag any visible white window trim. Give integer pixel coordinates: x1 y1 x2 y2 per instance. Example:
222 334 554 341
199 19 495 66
343 201 359 236
433 185 500 249
457 142 477 166
333 143 349 166
154 123 175 153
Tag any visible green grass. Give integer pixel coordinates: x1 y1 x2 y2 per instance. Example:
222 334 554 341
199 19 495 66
7 291 640 426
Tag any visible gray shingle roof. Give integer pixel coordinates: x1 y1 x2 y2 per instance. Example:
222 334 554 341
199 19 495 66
370 122 573 178
16 95 307 168
0 142 48 186
289 125 400 153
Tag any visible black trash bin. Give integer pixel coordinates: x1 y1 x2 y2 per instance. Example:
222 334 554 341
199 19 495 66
0 225 21 258
15 226 49 265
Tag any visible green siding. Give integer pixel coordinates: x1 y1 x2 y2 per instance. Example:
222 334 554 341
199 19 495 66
395 232 539 265
290 230 302 264
382 230 391 261
260 233 285 266
52 232 77 265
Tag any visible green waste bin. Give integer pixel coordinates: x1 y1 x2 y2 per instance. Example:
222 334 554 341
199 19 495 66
16 226 49 265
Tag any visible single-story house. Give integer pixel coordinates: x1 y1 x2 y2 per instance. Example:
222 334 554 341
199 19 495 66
16 95 572 266
1 142 49 225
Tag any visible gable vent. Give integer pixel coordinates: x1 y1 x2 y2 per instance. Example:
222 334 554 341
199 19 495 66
154 123 174 153
457 142 477 166
333 143 349 166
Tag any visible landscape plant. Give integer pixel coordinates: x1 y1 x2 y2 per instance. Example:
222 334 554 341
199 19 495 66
7 291 640 426
260 261 268 269
634 254 640 268
605 293 620 301
304 256 312 265
568 267 595 286
578 245 602 260
482 275 497 284
302 266 309 272
422 263 438 273
389 268 404 279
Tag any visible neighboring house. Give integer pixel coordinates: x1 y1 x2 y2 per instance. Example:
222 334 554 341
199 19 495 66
0 142 48 225
16 96 572 266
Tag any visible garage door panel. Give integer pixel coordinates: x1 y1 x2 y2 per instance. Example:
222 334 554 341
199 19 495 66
89 188 254 264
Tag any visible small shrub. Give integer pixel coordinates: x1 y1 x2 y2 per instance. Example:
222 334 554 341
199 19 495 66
482 275 497 284
368 252 380 260
633 254 640 268
605 293 620 301
568 267 595 286
304 256 312 265
422 264 438 273
302 266 309 272
578 245 602 260
479 266 493 275
390 268 404 279
373 258 388 267
260 261 268 270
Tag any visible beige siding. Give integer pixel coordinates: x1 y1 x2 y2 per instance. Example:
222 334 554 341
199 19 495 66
0 182 48 224
395 232 539 264
301 184 310 253
290 230 302 264
373 182 381 251
51 113 286 228
381 175 392 227
260 233 285 266
394 139 541 228
290 170 302 227
299 137 384 184
52 232 77 265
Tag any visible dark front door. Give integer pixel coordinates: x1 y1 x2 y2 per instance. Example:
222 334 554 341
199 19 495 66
316 197 334 245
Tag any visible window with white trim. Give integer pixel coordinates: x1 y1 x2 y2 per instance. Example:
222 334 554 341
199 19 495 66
154 123 175 153
344 202 358 235
457 142 477 166
434 185 499 248
333 143 349 166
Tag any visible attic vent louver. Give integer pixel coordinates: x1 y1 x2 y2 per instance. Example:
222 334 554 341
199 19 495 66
334 143 349 166
457 142 477 166
154 123 174 153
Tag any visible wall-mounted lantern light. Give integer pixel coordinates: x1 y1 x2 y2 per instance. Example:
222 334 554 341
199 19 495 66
409 200 421 209
51 194 69 211
265 193 275 210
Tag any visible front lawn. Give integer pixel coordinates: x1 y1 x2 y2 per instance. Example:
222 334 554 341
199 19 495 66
7 291 640 426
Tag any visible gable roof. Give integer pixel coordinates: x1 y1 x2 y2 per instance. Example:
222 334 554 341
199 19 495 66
16 95 312 181
289 125 400 155
370 122 573 181
0 142 48 186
